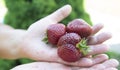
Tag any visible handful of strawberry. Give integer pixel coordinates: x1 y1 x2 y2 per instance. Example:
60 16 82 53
45 19 92 62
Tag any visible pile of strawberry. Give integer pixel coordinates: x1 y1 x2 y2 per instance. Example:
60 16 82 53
46 19 92 62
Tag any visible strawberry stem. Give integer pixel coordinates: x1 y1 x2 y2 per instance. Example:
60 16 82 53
76 38 90 56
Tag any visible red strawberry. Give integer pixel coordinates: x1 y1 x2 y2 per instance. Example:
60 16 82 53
58 44 82 62
57 33 81 46
67 19 92 38
47 24 66 45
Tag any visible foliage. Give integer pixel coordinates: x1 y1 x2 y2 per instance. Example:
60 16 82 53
0 59 17 70
4 0 92 29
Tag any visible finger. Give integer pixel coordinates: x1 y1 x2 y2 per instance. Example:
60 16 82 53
79 54 108 67
87 32 112 45
90 64 105 70
11 62 71 70
91 23 104 35
11 63 36 70
92 54 108 64
91 59 119 69
58 54 108 67
46 4 72 23
104 68 118 70
79 67 118 70
78 59 118 70
80 54 108 68
78 69 89 70
87 44 109 55
102 59 119 68
57 57 93 67
27 5 72 37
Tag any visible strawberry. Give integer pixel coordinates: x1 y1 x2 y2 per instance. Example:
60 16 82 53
47 24 66 45
58 39 90 62
58 44 82 62
67 19 92 38
57 33 81 46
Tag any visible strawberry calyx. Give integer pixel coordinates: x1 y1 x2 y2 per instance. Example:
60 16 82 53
42 35 48 44
76 38 90 56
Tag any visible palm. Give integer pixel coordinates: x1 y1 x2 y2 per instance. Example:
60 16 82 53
20 35 58 61
19 5 112 67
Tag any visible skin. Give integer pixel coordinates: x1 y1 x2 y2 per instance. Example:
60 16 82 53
11 59 119 70
0 5 119 70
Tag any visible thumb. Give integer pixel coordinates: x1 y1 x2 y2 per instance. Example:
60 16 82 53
27 5 72 37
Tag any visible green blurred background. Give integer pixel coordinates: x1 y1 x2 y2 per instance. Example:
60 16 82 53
4 0 92 29
0 0 119 70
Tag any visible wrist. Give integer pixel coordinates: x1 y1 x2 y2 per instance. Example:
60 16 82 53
0 29 26 59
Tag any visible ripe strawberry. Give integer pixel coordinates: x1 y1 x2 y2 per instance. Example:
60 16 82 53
67 19 92 38
47 24 66 45
57 33 81 46
58 44 82 62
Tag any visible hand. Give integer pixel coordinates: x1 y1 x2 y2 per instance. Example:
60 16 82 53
11 59 119 70
18 5 111 67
